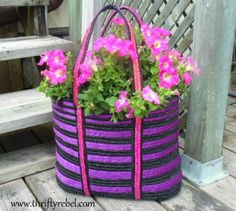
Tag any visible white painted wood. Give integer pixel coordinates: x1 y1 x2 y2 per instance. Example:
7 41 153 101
25 169 104 211
0 179 43 211
0 89 52 134
0 0 49 7
0 36 72 61
161 181 233 211
95 197 166 211
0 143 55 184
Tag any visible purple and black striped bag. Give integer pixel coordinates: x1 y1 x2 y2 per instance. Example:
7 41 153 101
53 5 182 200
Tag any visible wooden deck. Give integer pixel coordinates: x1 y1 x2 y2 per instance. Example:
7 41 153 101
0 98 235 211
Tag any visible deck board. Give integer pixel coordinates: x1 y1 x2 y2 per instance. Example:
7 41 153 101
0 143 55 184
0 179 42 211
223 130 236 153
31 123 54 144
95 197 166 211
200 176 236 210
25 169 104 211
161 181 233 211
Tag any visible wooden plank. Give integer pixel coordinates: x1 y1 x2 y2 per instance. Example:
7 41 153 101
143 0 164 24
69 0 82 55
226 105 236 118
34 6 48 36
169 6 194 49
139 1 152 19
8 59 24 91
0 179 42 211
176 28 193 53
95 197 166 211
25 169 104 211
0 62 11 94
0 36 72 61
223 130 236 153
154 0 179 27
0 89 52 134
0 143 55 184
223 148 236 178
32 123 54 143
0 130 40 152
184 0 236 163
0 0 49 7
225 116 236 135
0 146 4 154
161 181 233 211
163 0 192 30
200 176 236 210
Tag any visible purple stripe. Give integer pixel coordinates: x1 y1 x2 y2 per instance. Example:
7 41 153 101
149 99 178 115
56 167 82 189
144 110 178 123
143 120 179 136
143 132 179 149
53 117 77 133
59 100 75 108
53 104 76 115
143 156 181 179
56 151 81 174
86 142 132 151
90 185 132 193
56 139 78 157
86 128 132 138
89 169 131 180
143 143 179 161
142 171 182 192
53 127 77 145
85 118 132 126
53 108 76 121
88 154 132 163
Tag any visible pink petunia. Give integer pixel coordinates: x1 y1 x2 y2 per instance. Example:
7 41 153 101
126 107 134 119
38 52 50 66
184 56 201 76
114 91 130 112
159 55 177 74
142 86 160 105
47 49 67 66
112 17 125 26
182 72 192 85
159 71 180 89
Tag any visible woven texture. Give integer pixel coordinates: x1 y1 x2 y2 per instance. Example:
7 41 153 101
52 97 182 200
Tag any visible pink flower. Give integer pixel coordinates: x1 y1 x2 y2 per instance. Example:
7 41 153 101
38 52 49 66
41 63 67 85
184 56 201 76
114 91 130 112
126 107 134 119
172 89 180 96
38 50 67 66
141 23 170 56
182 72 192 85
94 35 138 60
159 55 177 74
167 49 182 61
159 71 180 89
142 86 160 105
112 17 125 26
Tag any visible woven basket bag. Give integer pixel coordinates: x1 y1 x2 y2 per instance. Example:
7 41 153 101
53 4 182 200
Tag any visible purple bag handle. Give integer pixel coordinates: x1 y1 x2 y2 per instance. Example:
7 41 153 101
101 6 143 36
72 4 143 200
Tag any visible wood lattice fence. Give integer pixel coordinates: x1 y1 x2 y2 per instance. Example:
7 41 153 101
102 0 194 56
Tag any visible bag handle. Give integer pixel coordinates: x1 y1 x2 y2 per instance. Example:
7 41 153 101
100 6 143 36
72 4 143 199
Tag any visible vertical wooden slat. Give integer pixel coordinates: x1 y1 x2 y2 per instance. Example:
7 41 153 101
69 0 82 54
185 0 236 162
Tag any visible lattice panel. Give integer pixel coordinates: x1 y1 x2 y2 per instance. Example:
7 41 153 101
102 0 194 55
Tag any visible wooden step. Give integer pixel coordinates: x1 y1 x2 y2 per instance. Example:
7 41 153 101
0 0 49 7
0 36 73 61
0 89 52 134
0 143 55 184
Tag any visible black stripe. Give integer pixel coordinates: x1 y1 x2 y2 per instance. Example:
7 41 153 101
88 161 133 171
142 139 178 155
56 146 80 165
56 177 83 195
142 165 181 185
53 105 76 116
89 178 132 187
56 161 81 181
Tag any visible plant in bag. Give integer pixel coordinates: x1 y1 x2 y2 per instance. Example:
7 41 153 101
37 5 200 200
